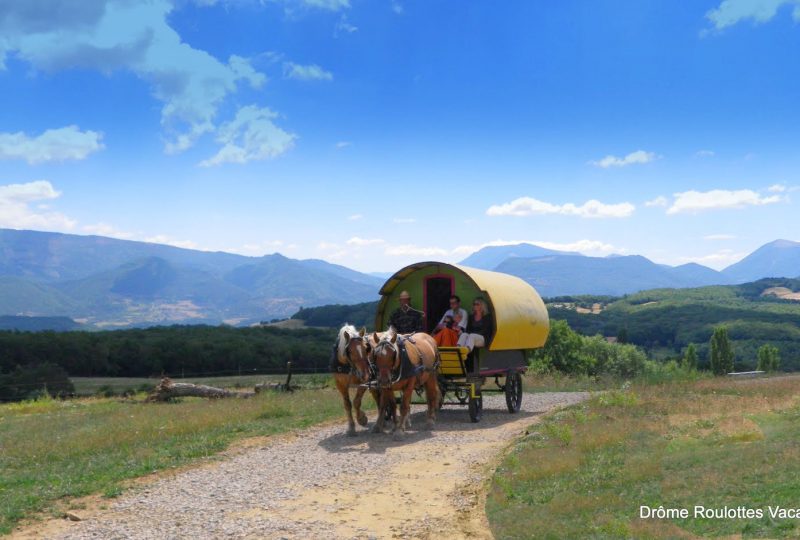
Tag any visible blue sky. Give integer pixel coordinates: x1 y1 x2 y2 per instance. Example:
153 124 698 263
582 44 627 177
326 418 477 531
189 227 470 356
1 0 798 272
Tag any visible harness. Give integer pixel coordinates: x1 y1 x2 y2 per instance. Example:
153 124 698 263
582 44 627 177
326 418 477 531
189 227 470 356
330 335 368 378
373 334 440 386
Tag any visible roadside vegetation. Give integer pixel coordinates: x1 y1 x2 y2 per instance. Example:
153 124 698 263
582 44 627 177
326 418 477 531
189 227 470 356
0 386 352 535
487 375 800 538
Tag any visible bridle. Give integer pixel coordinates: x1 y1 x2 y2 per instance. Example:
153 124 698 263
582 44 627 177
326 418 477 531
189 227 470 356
372 337 402 388
342 335 369 382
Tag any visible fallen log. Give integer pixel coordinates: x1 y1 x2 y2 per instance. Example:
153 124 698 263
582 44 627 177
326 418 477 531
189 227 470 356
147 377 253 401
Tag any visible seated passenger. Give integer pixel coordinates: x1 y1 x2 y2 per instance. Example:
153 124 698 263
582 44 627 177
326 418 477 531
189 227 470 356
458 297 492 351
432 312 463 347
432 295 468 334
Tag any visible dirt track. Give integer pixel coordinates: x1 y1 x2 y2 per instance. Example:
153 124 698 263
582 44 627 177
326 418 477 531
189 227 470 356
18 391 588 540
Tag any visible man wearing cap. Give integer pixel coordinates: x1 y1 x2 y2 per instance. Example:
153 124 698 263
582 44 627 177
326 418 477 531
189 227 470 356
388 290 424 334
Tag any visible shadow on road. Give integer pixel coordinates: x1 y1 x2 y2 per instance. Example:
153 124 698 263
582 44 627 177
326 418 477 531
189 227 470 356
317 405 542 455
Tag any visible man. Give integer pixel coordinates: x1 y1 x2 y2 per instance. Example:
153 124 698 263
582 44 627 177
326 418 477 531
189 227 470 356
433 295 468 334
388 290 424 334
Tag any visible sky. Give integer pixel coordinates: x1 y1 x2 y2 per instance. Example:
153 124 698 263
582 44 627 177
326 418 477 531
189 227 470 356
1 0 799 273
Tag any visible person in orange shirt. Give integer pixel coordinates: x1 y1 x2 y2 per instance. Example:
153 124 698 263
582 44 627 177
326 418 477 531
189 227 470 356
433 311 463 347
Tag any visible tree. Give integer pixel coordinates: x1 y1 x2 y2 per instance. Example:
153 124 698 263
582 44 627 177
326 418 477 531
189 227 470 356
710 326 734 375
756 344 780 372
683 343 698 371
529 320 593 375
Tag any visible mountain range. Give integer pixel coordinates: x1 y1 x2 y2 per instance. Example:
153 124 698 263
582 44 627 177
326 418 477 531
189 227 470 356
0 228 798 328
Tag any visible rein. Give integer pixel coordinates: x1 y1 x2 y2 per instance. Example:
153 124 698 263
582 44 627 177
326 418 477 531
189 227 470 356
341 335 367 381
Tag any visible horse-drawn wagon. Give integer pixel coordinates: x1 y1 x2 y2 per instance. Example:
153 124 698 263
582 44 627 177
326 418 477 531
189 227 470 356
374 261 549 422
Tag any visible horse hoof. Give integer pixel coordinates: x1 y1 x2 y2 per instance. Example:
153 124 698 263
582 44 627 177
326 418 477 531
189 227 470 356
357 412 368 427
346 428 357 437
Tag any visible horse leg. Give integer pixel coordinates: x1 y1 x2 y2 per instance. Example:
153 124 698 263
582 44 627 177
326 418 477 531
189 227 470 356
372 388 388 433
353 385 368 427
335 376 356 436
394 383 414 440
424 374 439 429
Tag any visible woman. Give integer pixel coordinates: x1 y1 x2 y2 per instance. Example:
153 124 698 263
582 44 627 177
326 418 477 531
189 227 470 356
457 297 492 351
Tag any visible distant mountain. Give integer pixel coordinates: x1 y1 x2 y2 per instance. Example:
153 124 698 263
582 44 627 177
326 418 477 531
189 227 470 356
0 315 82 332
495 254 727 297
458 243 578 270
0 229 380 326
722 239 800 283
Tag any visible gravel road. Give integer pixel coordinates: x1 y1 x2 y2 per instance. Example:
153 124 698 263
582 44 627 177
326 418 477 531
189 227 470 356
20 391 588 540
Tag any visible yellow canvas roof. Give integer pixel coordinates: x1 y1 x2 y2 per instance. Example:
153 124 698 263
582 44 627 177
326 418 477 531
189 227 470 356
377 262 549 351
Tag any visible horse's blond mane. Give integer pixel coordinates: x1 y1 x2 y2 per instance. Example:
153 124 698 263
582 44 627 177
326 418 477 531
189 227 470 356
337 323 358 360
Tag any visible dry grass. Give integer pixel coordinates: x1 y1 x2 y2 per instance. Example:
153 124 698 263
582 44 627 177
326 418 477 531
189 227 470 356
487 375 800 539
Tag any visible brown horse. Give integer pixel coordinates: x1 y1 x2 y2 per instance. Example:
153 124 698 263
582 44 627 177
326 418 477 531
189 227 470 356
371 327 440 439
332 324 377 436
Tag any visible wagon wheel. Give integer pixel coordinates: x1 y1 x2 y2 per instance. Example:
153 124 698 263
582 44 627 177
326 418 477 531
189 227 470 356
468 394 482 423
505 371 523 413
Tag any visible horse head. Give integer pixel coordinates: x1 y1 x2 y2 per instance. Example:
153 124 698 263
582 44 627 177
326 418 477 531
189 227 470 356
342 326 370 383
373 327 401 388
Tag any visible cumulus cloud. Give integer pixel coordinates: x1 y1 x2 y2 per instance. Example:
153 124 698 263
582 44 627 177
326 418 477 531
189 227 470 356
678 249 748 270
706 0 800 30
283 62 333 81
199 105 296 166
590 150 658 168
384 244 449 257
768 183 787 192
451 239 619 257
0 180 76 230
335 14 358 34
0 126 104 164
0 1 266 153
667 189 783 214
644 196 669 207
143 234 199 250
336 141 352 149
486 196 635 219
346 237 385 246
82 222 134 239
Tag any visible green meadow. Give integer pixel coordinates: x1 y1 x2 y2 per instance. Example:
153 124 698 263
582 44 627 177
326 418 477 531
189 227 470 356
487 375 800 539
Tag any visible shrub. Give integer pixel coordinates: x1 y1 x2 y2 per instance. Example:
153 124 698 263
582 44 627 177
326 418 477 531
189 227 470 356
0 363 74 401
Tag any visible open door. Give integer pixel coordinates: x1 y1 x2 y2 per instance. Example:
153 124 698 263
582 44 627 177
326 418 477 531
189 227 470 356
424 275 454 333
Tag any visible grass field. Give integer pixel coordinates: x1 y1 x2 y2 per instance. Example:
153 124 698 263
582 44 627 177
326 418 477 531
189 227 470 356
0 386 358 535
487 375 800 539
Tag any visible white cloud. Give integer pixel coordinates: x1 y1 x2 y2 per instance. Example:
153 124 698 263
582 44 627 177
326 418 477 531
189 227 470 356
336 141 352 149
298 0 350 10
677 249 748 270
767 183 787 192
667 189 783 214
695 149 715 157
0 126 104 164
451 239 619 257
393 217 416 223
347 213 362 221
486 197 635 219
384 244 449 257
82 222 134 239
391 1 404 14
143 234 200 250
706 0 800 30
703 234 737 240
590 150 658 168
347 237 385 246
335 14 358 34
0 1 266 154
283 62 333 81
644 196 669 208
317 242 340 250
199 105 296 166
0 180 76 231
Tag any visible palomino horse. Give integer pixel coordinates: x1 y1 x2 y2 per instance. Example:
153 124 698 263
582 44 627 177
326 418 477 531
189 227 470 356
332 324 377 436
371 327 440 439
